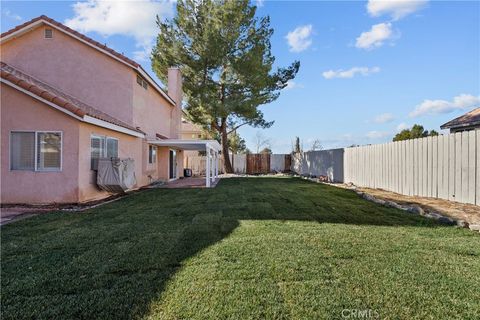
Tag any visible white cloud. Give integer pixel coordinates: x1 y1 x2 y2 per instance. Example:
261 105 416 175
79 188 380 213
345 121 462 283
256 0 264 8
409 94 480 117
373 113 395 124
285 25 313 52
2 9 22 21
65 0 174 61
367 0 428 20
366 131 391 139
355 22 394 50
396 122 409 132
285 80 304 90
322 66 380 79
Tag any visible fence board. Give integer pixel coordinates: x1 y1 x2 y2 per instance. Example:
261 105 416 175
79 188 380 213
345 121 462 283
427 137 433 197
460 132 468 203
477 130 480 205
455 133 463 202
468 131 476 204
418 139 423 196
432 136 438 198
448 134 456 201
401 141 406 195
423 138 429 197
407 140 410 194
437 135 445 199
442 135 449 200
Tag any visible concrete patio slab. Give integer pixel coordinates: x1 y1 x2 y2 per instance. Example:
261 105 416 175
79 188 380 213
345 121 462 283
161 177 219 188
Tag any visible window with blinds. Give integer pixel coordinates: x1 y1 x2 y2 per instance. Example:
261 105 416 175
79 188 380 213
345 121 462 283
10 132 35 170
106 138 118 158
91 135 118 169
10 131 61 171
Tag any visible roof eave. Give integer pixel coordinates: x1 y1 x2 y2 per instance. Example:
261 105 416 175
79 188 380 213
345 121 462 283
441 121 480 130
1 77 145 138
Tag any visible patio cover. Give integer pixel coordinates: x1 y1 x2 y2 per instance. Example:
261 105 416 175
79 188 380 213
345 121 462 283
147 139 221 187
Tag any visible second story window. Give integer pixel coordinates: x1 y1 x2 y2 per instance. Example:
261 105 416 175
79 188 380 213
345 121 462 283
136 75 148 90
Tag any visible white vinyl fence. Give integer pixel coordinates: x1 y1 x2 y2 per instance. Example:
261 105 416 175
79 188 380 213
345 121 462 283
270 154 286 172
291 149 345 182
231 154 247 174
344 131 479 205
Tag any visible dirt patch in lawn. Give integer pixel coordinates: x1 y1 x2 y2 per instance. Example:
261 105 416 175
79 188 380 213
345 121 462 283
356 187 480 225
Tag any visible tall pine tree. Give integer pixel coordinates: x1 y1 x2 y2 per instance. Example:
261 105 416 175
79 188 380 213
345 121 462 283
152 0 299 172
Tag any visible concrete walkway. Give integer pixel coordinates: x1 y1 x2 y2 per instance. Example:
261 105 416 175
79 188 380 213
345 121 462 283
1 207 53 226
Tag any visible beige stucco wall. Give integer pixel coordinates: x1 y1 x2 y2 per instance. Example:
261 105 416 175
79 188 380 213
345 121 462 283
156 147 184 181
0 25 134 124
132 73 176 138
0 84 80 204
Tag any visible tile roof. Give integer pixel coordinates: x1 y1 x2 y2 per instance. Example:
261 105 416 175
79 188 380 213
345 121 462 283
440 108 480 130
1 62 144 134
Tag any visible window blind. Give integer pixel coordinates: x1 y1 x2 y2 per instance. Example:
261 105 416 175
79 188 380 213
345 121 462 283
10 132 35 170
106 138 118 158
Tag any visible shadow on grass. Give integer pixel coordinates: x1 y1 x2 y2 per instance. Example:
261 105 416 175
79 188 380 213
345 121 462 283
1 177 445 319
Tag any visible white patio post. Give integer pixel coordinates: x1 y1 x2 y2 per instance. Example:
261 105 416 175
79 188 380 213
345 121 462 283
215 151 219 178
210 149 215 183
206 146 211 188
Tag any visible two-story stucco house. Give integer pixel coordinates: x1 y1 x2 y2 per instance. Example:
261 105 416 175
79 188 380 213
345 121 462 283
1 15 220 204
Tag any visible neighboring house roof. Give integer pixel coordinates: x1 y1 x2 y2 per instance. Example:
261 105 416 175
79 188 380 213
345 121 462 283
440 107 480 130
0 15 176 106
1 62 145 138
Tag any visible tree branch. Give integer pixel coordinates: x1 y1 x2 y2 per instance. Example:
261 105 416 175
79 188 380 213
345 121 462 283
227 122 249 135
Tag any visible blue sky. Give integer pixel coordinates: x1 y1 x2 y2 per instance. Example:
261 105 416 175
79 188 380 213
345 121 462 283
2 1 479 153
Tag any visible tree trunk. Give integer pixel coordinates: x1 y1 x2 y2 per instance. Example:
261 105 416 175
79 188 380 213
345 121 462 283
221 126 234 173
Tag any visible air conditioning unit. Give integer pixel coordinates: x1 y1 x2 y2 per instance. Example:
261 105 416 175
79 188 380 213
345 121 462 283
96 158 137 193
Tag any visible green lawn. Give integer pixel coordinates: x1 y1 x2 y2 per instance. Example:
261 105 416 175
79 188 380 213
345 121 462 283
2 177 479 319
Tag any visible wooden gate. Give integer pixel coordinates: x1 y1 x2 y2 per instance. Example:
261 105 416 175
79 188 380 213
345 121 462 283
246 154 270 174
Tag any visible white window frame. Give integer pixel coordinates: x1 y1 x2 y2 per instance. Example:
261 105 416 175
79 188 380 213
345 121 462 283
106 137 119 158
9 130 63 172
136 74 148 90
90 134 119 169
148 145 157 164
